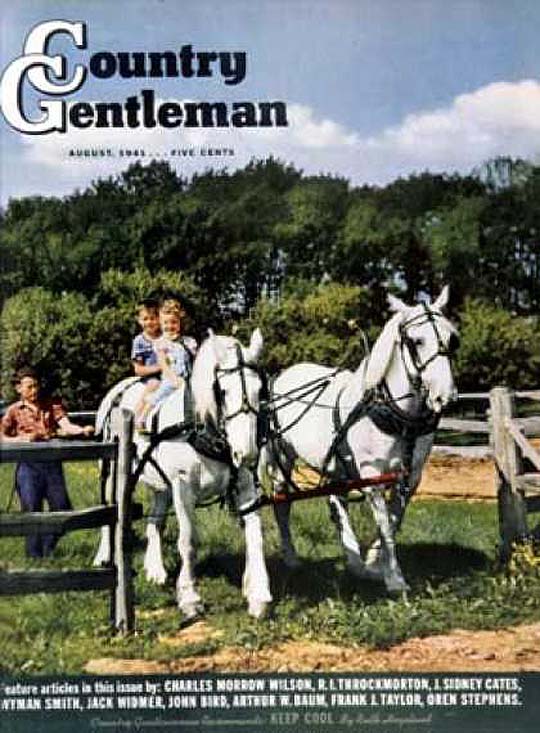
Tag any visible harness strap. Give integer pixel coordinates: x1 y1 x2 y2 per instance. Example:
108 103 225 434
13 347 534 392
321 387 368 481
131 422 194 490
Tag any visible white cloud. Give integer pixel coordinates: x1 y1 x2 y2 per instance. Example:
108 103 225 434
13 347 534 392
367 80 540 172
3 79 540 203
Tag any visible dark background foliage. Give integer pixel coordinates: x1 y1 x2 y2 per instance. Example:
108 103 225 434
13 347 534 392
1 156 539 406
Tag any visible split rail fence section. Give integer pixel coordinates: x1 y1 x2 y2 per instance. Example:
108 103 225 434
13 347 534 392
0 408 137 632
489 387 540 559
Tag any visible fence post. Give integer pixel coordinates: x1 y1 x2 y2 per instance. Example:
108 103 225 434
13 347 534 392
113 408 135 633
489 387 529 560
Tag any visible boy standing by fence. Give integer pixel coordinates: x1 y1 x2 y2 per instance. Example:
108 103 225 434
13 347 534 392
0 367 94 558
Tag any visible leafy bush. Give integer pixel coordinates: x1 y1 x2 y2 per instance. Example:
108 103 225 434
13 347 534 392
0 268 206 408
454 299 540 390
1 287 95 406
237 281 377 374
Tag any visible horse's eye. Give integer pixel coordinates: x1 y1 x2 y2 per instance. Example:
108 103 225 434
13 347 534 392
413 338 424 347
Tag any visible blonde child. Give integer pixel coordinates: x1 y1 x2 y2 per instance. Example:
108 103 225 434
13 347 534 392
136 299 196 430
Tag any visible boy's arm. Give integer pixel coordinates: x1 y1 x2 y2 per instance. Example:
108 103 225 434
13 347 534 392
133 361 162 378
132 335 162 378
51 401 94 437
0 432 41 442
57 417 94 437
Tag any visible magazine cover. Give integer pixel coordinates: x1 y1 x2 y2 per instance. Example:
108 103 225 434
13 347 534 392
1 1 540 731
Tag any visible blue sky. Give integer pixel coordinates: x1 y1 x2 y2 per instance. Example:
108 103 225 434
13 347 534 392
1 0 540 204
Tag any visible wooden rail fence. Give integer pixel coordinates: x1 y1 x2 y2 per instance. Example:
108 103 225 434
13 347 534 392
489 387 540 560
0 408 137 632
1 392 537 626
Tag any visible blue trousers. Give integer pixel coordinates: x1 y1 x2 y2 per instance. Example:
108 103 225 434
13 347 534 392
15 462 72 558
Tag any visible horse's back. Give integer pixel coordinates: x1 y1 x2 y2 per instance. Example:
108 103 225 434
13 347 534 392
270 363 354 468
95 377 141 434
273 362 352 393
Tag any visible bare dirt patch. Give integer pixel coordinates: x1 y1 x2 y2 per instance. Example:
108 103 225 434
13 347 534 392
85 622 540 674
416 454 495 501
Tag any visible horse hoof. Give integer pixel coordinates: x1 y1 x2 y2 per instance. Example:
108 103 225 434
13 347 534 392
144 566 167 585
180 603 205 624
347 563 384 583
248 600 269 619
384 578 410 594
92 553 110 567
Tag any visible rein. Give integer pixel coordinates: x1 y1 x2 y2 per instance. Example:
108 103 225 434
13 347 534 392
263 305 454 493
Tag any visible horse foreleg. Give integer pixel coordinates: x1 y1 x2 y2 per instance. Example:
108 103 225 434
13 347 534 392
238 469 272 618
259 445 300 569
366 435 433 575
366 489 409 593
242 512 272 618
273 501 302 568
93 526 111 566
93 460 114 566
328 495 372 579
365 478 407 575
143 487 171 585
172 476 203 620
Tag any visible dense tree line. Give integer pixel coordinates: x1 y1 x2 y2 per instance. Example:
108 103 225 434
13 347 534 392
1 156 539 404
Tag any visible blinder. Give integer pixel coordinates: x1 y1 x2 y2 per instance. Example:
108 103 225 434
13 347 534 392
212 343 268 447
399 304 457 382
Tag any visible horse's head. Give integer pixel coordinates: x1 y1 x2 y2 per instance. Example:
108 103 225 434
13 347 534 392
191 328 265 469
364 286 458 412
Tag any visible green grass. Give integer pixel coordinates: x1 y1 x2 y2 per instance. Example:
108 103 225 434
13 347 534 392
1 462 539 674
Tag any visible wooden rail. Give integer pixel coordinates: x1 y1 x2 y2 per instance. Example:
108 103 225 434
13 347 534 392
0 568 116 595
0 439 117 464
489 387 540 560
0 505 117 536
0 409 136 633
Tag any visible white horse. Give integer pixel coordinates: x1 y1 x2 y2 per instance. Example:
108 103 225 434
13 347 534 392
93 329 272 619
259 287 458 592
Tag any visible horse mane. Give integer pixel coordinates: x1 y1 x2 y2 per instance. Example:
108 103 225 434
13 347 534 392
190 333 237 425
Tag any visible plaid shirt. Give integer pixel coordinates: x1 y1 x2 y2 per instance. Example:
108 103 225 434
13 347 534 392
1 399 67 439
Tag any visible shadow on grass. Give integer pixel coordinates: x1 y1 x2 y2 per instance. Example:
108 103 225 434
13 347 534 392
399 542 490 584
191 542 491 607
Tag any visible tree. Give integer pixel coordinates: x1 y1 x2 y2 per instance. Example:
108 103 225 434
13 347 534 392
275 176 349 283
239 281 375 374
454 299 540 390
1 288 95 405
420 195 486 308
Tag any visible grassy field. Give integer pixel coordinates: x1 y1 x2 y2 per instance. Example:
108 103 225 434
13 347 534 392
0 462 539 675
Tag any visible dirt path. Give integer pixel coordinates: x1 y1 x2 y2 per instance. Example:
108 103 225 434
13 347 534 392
86 621 540 674
416 453 495 501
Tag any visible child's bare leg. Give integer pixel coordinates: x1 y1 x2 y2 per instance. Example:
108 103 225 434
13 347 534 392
135 381 159 428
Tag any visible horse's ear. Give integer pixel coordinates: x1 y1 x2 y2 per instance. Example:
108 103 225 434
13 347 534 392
207 329 227 363
387 293 407 313
433 285 449 311
364 313 403 390
245 328 264 363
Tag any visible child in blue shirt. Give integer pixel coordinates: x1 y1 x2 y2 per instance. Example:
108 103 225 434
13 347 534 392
136 299 196 430
131 298 162 380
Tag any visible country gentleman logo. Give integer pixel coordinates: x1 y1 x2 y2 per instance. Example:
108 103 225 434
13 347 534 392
0 20 288 134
